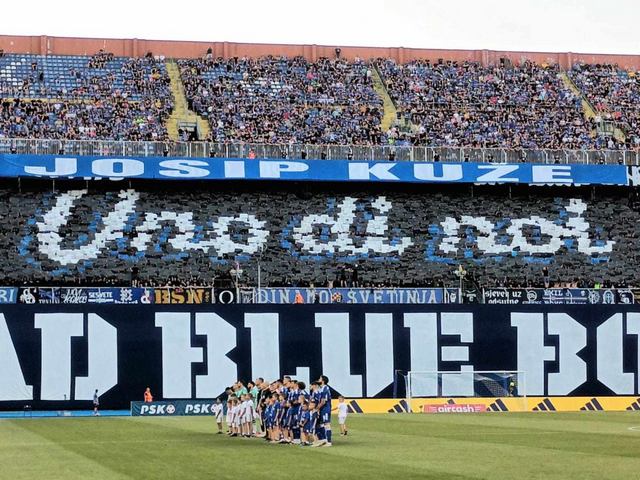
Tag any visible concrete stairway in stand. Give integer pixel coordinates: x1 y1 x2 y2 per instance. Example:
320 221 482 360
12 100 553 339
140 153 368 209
371 65 399 131
165 59 210 141
560 71 626 143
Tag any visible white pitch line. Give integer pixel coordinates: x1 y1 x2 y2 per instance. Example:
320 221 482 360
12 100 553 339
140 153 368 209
627 426 640 431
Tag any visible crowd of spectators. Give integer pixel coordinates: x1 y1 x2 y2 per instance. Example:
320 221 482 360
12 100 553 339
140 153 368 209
569 63 640 148
178 55 384 145
1 51 638 151
0 97 171 141
87 50 114 69
378 59 600 149
0 52 173 141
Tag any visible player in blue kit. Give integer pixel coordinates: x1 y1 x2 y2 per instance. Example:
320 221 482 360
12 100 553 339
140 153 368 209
290 398 302 445
313 375 332 447
309 381 320 404
282 376 293 397
288 381 300 404
297 381 309 400
282 400 293 443
267 396 276 443
264 397 274 442
300 401 316 446
270 394 285 443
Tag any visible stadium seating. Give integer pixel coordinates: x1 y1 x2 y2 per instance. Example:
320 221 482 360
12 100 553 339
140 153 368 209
0 51 635 150
177 56 384 144
6 183 633 288
0 52 170 100
378 59 597 149
0 52 173 140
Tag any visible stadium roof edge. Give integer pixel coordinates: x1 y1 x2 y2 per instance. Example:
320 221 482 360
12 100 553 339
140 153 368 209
1 34 640 69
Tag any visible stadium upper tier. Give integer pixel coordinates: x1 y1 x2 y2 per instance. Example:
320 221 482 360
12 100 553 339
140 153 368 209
4 182 636 288
0 52 638 153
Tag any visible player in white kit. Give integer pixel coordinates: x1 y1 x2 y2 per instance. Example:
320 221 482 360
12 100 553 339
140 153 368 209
233 398 242 436
226 398 233 434
212 398 224 434
337 396 348 436
242 394 255 437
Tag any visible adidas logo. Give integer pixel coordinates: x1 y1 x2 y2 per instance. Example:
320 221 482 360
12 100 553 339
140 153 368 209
346 400 363 414
580 398 604 411
626 398 640 411
486 399 509 412
386 399 410 413
533 398 556 412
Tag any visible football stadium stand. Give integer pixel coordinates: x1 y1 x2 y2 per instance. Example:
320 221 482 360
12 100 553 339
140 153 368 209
0 43 634 152
0 36 638 290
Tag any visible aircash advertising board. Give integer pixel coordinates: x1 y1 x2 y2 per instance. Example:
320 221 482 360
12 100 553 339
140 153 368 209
2 305 640 410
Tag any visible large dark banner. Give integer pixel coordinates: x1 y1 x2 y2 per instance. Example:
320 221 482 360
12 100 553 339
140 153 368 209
2 305 640 410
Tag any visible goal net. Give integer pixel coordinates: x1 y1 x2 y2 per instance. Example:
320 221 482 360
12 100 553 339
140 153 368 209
401 370 527 413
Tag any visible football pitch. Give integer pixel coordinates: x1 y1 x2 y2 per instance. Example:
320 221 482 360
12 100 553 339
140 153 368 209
2 412 640 479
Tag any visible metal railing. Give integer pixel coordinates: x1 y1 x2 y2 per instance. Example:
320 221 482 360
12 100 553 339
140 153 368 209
0 137 639 165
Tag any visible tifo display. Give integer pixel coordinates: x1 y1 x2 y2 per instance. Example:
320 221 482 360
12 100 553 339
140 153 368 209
1 183 637 289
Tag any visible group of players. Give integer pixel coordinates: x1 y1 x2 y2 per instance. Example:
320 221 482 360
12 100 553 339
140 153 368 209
212 375 348 447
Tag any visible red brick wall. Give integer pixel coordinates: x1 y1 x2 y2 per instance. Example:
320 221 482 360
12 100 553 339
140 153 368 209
0 34 639 69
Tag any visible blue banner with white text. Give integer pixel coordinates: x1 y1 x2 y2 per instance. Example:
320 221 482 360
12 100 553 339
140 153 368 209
0 154 633 186
17 287 153 304
253 287 460 304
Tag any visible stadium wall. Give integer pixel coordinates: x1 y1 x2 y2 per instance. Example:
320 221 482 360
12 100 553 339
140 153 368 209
0 34 639 68
3 305 640 411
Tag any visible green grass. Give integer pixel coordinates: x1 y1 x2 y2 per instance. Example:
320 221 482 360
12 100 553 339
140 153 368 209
2 412 640 479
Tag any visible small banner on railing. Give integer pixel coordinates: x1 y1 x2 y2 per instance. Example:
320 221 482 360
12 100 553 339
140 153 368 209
482 288 635 305
153 287 214 304
250 287 461 304
16 287 153 304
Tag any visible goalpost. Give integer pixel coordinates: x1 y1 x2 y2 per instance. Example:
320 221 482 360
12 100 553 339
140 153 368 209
401 370 527 413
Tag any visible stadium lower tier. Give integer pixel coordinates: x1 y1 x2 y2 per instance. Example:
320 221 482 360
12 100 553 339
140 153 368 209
3 181 638 287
